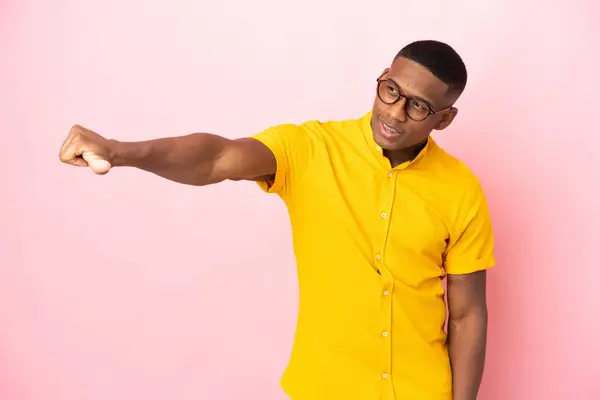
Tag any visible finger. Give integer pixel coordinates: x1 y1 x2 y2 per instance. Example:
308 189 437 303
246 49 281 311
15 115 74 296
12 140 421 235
81 151 112 175
59 143 87 166
59 126 80 156
58 135 75 161
59 133 73 154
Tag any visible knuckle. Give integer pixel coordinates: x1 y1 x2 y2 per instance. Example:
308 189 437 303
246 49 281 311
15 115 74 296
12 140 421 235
70 124 88 138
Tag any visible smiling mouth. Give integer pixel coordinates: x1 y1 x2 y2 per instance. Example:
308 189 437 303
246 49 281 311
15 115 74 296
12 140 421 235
379 119 403 136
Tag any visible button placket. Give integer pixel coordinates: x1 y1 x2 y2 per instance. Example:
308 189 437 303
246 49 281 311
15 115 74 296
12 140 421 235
375 168 398 399
376 240 394 396
380 275 394 373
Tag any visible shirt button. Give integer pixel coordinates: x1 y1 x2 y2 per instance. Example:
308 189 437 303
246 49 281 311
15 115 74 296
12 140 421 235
382 373 388 379
382 331 388 337
375 254 381 260
383 290 389 296
376 146 382 151
388 172 393 178
381 212 387 218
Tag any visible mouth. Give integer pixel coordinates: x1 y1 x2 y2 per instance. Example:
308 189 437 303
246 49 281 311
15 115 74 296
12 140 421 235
378 118 403 138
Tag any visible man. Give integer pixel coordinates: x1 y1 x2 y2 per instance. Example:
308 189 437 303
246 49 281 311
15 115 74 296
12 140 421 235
59 40 494 400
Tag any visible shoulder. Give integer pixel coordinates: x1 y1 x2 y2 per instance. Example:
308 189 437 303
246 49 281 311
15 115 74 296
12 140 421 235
251 112 371 160
295 113 369 135
425 140 489 220
428 139 484 192
320 112 371 133
298 113 372 151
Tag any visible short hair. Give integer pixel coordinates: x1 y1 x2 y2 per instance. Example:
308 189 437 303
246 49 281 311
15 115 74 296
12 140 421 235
395 40 467 97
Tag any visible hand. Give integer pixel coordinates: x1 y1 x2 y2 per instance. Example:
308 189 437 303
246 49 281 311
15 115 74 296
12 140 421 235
59 125 115 175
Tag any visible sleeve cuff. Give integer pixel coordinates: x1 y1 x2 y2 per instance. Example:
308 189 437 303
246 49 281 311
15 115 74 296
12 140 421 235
249 135 286 195
445 254 496 275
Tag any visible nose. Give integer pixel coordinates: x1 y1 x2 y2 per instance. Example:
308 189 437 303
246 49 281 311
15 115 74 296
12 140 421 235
387 96 408 123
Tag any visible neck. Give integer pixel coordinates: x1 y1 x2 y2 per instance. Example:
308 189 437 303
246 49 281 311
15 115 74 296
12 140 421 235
384 138 428 168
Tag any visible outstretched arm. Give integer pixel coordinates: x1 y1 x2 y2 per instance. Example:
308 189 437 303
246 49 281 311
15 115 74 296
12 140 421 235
59 125 276 186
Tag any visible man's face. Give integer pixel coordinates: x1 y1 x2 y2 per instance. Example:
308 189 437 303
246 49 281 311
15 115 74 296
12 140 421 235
371 57 459 153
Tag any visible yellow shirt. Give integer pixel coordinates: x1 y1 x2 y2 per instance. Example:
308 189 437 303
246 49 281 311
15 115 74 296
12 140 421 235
251 112 495 400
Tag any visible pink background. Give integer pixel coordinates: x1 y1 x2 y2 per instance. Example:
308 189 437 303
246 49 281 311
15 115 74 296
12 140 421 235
1 0 599 399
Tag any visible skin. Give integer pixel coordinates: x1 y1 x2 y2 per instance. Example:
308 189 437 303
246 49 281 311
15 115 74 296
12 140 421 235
447 269 488 400
58 55 487 399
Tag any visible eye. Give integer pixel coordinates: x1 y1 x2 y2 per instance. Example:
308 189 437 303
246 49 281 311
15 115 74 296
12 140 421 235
410 99 427 110
386 85 398 95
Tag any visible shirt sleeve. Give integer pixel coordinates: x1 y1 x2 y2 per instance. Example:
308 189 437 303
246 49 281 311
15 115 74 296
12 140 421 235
443 183 496 275
250 122 318 198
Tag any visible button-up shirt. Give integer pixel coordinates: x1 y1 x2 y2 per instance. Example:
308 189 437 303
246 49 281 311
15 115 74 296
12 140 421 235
251 111 495 400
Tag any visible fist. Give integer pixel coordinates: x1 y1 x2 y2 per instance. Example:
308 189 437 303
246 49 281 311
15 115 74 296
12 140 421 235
59 125 114 175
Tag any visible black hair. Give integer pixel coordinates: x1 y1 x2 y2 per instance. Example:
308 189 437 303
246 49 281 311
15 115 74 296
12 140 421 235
395 40 467 97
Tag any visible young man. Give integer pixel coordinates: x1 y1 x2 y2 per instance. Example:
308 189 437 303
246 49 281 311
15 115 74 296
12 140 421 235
59 40 494 400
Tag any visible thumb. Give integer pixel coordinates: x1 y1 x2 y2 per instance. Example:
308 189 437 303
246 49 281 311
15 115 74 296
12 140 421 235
81 151 112 175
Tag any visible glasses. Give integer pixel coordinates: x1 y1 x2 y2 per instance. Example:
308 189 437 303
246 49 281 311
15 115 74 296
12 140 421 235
376 75 448 122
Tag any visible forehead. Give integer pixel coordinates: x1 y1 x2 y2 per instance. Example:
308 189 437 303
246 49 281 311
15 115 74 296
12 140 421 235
387 57 450 106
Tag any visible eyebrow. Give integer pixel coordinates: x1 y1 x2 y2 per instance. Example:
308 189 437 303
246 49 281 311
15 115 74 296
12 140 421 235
387 77 438 110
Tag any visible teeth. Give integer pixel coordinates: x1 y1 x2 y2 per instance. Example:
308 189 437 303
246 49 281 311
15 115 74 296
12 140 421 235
383 123 398 133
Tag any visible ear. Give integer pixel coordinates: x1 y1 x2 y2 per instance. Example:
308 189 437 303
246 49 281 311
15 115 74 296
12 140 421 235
434 107 458 131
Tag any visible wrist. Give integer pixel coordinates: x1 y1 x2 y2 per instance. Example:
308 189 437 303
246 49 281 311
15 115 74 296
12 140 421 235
107 139 124 167
108 140 149 167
